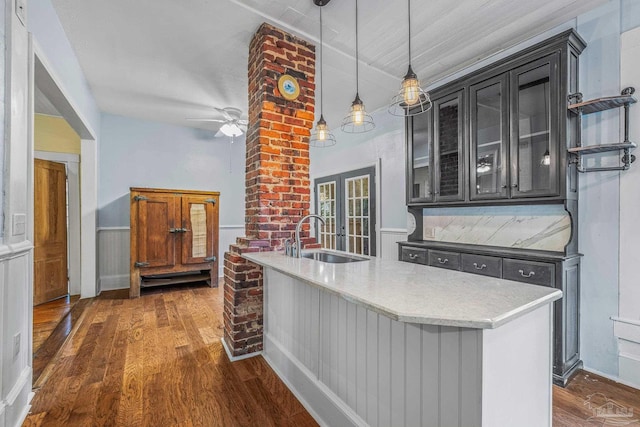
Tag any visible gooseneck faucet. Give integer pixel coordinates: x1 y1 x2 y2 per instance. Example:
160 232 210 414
294 214 325 258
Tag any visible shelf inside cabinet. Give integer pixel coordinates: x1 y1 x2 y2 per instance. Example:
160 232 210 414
568 142 637 155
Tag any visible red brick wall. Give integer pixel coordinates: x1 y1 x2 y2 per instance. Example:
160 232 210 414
223 23 317 357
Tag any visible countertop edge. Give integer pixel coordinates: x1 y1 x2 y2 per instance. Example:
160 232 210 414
242 252 562 330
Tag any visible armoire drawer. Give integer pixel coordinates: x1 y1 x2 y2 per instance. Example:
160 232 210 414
461 254 502 278
503 259 555 287
401 247 428 265
428 250 461 271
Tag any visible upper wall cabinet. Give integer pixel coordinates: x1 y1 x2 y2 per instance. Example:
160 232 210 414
406 30 585 207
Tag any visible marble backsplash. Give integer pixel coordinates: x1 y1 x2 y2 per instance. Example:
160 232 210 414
422 205 571 252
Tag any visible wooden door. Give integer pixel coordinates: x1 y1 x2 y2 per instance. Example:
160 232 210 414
34 159 68 305
181 194 218 265
134 193 180 268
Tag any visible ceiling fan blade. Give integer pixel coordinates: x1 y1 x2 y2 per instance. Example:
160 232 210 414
215 107 233 121
186 118 226 123
238 119 249 125
214 129 225 138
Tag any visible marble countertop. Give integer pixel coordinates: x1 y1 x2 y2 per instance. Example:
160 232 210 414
242 250 562 329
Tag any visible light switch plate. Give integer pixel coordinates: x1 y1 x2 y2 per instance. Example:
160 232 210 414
12 213 26 236
15 0 26 26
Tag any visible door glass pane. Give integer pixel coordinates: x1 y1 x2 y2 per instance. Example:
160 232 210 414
345 175 370 255
317 181 336 250
474 82 503 195
517 64 551 193
437 98 460 197
412 113 431 199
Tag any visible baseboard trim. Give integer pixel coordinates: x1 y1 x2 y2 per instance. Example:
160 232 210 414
5 367 30 406
220 338 262 362
582 366 640 390
263 334 367 427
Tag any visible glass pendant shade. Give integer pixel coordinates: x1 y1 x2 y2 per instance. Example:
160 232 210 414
310 2 336 148
310 115 336 147
388 0 432 117
541 149 551 166
341 0 375 134
220 123 243 137
342 94 375 133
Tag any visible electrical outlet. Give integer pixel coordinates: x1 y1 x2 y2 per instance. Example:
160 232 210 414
423 226 435 239
13 332 21 359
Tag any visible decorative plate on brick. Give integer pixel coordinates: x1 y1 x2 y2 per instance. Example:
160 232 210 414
278 74 300 101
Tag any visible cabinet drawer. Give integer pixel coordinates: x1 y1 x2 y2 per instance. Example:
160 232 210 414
428 250 461 271
503 259 555 287
400 247 428 265
461 254 502 278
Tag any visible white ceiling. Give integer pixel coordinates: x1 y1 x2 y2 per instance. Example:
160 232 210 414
50 0 606 134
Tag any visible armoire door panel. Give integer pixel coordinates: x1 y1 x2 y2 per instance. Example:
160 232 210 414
136 194 179 268
181 194 219 265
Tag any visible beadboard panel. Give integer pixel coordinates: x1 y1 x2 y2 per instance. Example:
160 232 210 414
97 225 244 291
379 228 407 260
264 269 483 427
0 249 33 427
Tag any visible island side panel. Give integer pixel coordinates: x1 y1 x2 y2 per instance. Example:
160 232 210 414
263 268 483 427
481 304 553 427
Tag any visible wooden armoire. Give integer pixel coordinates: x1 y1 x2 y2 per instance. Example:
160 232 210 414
129 187 220 298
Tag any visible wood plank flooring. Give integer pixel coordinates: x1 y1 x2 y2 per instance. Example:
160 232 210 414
24 284 317 427
33 295 80 354
24 284 640 427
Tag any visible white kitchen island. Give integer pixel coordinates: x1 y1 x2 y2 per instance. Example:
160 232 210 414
242 250 562 427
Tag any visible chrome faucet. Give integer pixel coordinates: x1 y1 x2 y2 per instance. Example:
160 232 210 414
294 214 325 258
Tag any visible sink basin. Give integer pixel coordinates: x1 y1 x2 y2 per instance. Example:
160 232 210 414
301 251 368 264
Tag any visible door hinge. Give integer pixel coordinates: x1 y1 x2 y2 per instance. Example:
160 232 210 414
134 261 150 268
204 256 217 262
134 195 148 201
204 198 217 205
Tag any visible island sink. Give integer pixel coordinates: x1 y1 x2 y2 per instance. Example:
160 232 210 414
301 250 368 264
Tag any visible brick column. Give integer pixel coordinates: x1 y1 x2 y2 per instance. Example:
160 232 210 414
223 23 318 357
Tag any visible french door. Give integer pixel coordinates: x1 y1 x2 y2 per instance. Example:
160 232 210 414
314 166 376 256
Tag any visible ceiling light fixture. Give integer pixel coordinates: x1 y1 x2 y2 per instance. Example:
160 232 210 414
219 123 243 137
388 0 432 116
341 0 374 133
310 0 336 148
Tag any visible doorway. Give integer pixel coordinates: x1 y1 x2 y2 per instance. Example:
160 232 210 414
33 158 69 305
314 166 376 256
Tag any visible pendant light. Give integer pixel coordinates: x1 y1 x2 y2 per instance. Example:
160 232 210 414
388 0 432 116
341 0 375 133
310 1 336 147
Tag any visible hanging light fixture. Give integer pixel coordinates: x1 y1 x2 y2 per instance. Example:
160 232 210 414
388 0 432 116
310 1 336 147
341 0 374 133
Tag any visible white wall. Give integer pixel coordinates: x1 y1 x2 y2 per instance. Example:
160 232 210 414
97 113 246 289
1 0 32 425
616 26 640 388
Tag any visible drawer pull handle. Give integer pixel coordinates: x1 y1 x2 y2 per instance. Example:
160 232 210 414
473 263 487 270
437 257 449 264
408 253 419 260
519 269 535 278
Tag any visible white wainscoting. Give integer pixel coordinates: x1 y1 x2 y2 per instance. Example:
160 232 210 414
612 317 640 389
0 244 34 427
379 228 406 261
263 268 553 427
97 225 245 292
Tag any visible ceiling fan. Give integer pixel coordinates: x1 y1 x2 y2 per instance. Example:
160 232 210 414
187 107 248 138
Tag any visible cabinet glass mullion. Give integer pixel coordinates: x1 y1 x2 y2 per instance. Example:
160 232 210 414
470 75 509 200
433 90 465 202
510 54 560 198
407 109 434 203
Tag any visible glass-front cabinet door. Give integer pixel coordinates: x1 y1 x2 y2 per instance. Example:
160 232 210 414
407 108 433 202
433 90 465 202
470 75 509 200
510 54 559 198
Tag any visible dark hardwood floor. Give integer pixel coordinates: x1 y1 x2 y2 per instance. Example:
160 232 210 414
24 284 640 427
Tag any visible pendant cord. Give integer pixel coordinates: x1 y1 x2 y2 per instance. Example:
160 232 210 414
408 0 411 67
355 0 359 95
319 7 324 114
